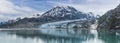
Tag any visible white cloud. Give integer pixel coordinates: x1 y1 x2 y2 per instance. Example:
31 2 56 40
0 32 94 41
48 0 120 16
0 0 40 21
87 0 96 2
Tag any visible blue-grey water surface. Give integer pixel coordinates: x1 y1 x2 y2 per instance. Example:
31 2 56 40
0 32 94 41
0 29 120 43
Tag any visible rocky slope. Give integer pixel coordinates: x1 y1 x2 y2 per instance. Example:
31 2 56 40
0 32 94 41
98 4 120 30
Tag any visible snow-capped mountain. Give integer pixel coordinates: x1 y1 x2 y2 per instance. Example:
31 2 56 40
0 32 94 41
41 6 96 20
0 6 97 28
86 12 98 20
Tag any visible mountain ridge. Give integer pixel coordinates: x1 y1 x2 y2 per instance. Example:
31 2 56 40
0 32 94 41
0 6 97 28
97 4 120 30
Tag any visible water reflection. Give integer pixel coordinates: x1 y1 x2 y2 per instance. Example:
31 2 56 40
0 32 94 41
0 31 44 43
98 31 120 43
0 29 120 43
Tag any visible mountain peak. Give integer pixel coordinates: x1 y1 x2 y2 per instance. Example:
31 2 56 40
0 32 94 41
55 6 74 8
42 6 79 17
53 6 78 12
41 6 96 20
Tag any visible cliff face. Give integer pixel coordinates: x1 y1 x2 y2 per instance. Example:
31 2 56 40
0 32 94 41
98 4 120 30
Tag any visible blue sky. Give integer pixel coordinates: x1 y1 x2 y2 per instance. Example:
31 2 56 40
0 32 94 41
0 0 120 21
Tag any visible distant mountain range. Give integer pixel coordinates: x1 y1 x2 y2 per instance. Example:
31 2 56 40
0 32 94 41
0 6 97 28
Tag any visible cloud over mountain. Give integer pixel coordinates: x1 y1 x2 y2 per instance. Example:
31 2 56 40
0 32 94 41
0 0 39 21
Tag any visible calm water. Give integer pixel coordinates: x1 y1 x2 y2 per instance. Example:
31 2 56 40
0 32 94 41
0 29 120 43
